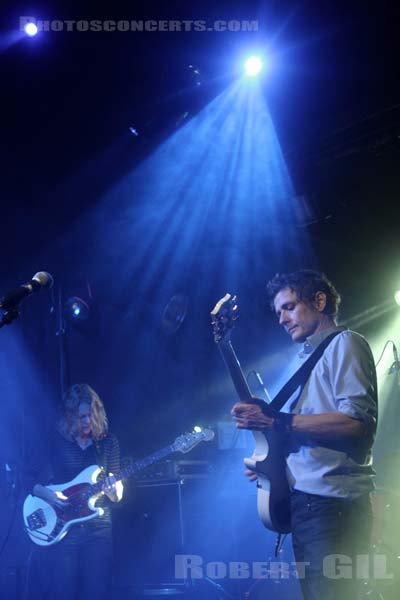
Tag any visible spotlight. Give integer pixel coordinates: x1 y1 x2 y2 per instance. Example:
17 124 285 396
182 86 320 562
24 22 38 37
193 426 202 433
395 290 400 307
65 296 90 322
244 55 264 77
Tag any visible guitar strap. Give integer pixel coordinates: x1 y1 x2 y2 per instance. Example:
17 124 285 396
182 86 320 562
269 330 342 413
94 439 107 474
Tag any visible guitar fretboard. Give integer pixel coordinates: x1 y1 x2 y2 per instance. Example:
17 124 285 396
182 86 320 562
85 443 176 498
218 339 253 402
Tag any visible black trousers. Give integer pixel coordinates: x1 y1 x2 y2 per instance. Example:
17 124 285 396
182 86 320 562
24 524 113 600
290 490 373 600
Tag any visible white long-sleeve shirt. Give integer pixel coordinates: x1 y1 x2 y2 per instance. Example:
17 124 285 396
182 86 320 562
283 326 378 498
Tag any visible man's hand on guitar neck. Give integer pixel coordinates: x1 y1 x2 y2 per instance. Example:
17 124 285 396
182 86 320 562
231 397 276 430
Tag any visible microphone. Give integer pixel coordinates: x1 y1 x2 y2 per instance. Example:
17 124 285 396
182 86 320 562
0 272 54 310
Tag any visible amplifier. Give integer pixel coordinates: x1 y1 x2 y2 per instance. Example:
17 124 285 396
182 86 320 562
134 460 212 484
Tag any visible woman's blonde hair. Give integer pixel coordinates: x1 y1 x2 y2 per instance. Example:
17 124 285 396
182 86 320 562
58 383 108 441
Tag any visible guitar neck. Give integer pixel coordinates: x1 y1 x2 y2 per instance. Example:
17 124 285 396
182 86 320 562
217 339 253 403
89 444 176 496
118 444 176 481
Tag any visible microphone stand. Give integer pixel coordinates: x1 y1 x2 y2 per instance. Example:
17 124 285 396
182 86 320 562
389 342 400 385
55 285 70 398
202 576 236 599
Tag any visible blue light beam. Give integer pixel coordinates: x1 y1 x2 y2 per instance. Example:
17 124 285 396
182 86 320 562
85 79 312 341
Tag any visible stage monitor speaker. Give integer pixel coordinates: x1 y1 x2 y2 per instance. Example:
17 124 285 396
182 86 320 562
113 481 184 589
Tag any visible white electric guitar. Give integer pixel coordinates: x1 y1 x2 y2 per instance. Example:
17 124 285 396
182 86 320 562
23 429 214 547
211 294 291 533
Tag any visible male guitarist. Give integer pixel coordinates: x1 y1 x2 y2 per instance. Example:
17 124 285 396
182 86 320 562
231 270 377 600
24 383 123 600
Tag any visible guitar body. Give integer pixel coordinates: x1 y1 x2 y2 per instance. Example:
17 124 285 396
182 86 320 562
23 465 102 547
244 430 291 533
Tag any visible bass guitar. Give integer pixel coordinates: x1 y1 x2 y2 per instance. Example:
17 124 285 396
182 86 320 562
23 429 214 546
211 293 291 533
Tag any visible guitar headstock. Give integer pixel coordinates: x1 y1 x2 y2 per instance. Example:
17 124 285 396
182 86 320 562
210 293 239 343
172 429 215 454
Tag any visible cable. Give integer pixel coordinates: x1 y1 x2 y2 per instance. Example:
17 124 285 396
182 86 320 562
375 340 396 369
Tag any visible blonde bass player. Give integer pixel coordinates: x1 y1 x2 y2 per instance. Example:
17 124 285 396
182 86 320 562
24 384 123 600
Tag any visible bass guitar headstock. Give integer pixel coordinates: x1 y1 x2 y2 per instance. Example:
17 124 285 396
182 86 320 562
172 429 215 454
210 293 239 344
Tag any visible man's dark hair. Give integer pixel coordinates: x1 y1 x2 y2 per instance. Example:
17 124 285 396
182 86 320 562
266 270 341 318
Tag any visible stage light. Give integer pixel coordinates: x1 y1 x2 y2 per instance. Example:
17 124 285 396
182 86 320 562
395 290 400 307
193 426 202 433
65 296 90 322
24 22 38 37
244 55 263 77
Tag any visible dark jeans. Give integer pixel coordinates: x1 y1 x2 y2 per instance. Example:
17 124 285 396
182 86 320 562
24 524 113 600
291 490 373 600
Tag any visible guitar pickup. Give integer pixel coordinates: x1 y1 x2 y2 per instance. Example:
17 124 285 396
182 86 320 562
27 509 47 530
